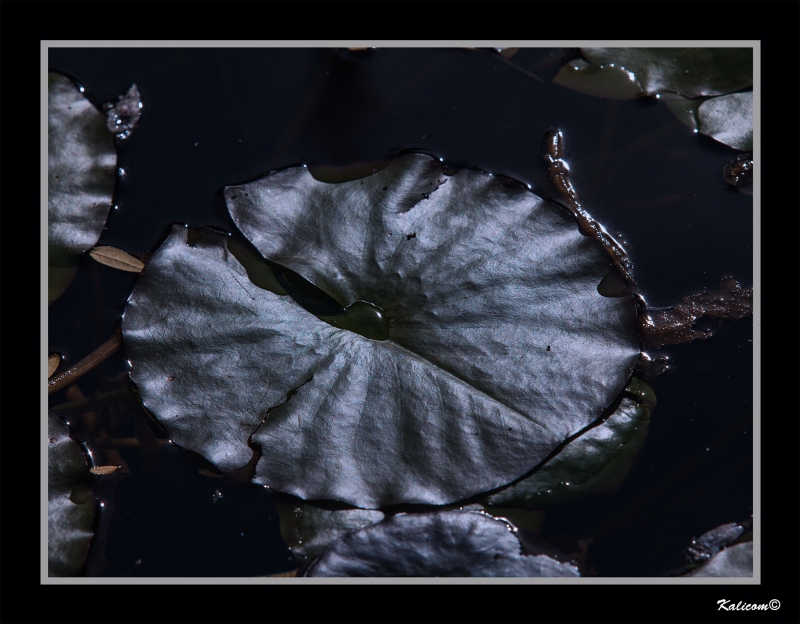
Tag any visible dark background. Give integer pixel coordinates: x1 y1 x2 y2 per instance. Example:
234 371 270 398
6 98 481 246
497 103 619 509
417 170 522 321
47 47 753 579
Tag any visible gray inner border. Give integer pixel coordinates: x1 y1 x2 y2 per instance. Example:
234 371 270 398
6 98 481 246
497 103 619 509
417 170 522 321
42 39 760 586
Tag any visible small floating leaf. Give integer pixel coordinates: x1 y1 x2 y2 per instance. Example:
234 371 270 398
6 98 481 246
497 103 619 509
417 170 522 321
48 353 61 378
304 510 580 577
687 522 746 562
89 245 145 273
89 465 120 475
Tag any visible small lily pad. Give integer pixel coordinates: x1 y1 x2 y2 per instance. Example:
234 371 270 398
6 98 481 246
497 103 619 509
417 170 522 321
697 92 753 151
687 541 752 577
687 522 746 562
304 510 580 577
48 72 116 304
485 378 653 509
48 411 96 576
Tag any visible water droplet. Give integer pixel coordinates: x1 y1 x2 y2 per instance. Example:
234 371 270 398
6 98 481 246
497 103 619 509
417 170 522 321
332 300 391 341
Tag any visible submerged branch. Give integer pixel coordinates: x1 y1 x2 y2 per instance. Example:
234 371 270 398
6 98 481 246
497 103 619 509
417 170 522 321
48 329 122 395
640 278 753 348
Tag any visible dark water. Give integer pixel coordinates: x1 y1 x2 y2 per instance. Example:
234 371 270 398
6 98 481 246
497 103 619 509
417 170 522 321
47 47 753 578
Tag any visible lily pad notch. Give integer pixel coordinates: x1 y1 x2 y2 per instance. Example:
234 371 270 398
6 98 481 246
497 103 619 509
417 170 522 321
123 154 641 509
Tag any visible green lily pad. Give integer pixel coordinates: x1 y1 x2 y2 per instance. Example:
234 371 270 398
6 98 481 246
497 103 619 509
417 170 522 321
580 48 752 98
123 155 640 509
48 72 116 304
697 92 753 150
485 378 654 509
48 411 96 576
304 510 580 577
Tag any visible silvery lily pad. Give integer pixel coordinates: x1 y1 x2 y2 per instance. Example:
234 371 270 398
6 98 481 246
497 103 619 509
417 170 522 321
304 510 580 577
123 155 640 508
687 541 753 577
48 72 117 304
48 412 96 576
697 92 753 151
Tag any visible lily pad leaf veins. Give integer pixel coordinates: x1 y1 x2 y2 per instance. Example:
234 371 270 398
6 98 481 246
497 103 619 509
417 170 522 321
122 154 640 509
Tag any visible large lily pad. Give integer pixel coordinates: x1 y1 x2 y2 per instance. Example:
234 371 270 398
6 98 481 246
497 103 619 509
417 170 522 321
304 510 580 577
48 72 116 304
48 411 96 576
123 155 640 508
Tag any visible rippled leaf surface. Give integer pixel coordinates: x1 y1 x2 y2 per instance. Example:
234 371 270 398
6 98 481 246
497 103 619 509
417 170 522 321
304 510 580 577
48 412 95 576
124 155 640 508
48 72 116 304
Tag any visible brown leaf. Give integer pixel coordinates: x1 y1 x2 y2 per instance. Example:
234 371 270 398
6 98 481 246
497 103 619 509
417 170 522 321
89 246 145 272
48 353 60 378
89 465 120 475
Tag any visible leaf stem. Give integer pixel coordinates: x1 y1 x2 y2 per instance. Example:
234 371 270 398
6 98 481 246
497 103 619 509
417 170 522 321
48 329 122 395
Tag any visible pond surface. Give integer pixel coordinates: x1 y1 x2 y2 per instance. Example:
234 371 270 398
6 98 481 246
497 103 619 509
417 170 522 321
47 47 753 577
